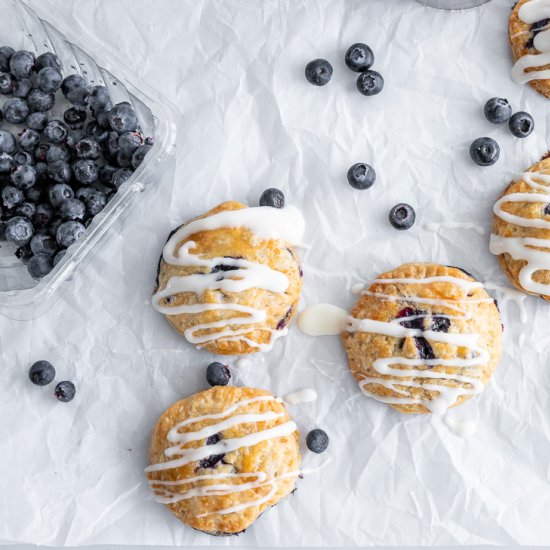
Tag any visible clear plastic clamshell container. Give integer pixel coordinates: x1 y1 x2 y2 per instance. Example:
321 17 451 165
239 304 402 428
0 0 178 320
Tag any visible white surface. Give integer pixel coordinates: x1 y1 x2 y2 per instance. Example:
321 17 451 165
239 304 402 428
2 0 550 546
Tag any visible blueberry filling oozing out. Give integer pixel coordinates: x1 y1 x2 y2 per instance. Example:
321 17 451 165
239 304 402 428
526 18 550 49
431 316 451 332
544 204 550 216
197 432 225 470
414 337 436 361
210 255 244 281
206 432 223 445
277 306 294 330
396 307 424 330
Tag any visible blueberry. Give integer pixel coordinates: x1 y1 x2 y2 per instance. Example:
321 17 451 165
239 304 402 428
0 72 14 94
484 97 512 124
104 131 120 160
37 67 62 93
33 203 54 229
15 201 36 219
304 59 333 86
34 143 50 162
4 215 33 246
63 107 86 130
52 248 66 266
66 129 85 151
30 233 57 256
414 337 435 360
56 220 85 248
13 151 33 166
112 167 133 188
508 111 534 138
27 253 52 279
11 164 36 189
18 129 41 152
95 109 111 129
306 429 329 453
13 77 32 98
347 163 376 190
61 74 87 96
206 362 231 386
356 70 384 96
75 136 101 160
73 159 98 185
28 360 56 386
15 244 32 263
3 98 29 124
2 186 24 209
48 183 74 207
9 50 34 79
259 188 285 208
54 380 76 402
46 144 71 163
48 217 62 237
83 189 107 216
27 88 55 112
397 307 425 330
131 144 152 169
35 52 61 73
345 43 374 72
431 316 451 332
0 130 16 154
0 46 14 72
469 137 500 166
75 187 94 201
88 85 111 112
389 203 416 230
44 120 69 145
85 120 109 143
26 111 48 131
26 184 43 203
59 198 86 221
47 160 71 183
98 164 117 187
118 131 143 156
0 153 14 173
108 102 140 133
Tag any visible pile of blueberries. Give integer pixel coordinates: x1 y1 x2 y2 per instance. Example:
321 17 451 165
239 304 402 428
0 47 153 280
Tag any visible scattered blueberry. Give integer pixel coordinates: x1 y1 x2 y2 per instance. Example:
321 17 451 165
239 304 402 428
11 164 36 189
13 77 32 98
44 119 69 144
508 111 534 138
37 67 62 93
9 50 34 79
30 233 57 256
0 46 14 72
73 159 98 185
469 137 500 166
206 362 231 386
18 128 40 152
54 380 76 402
259 188 285 208
48 183 74 208
345 43 374 72
305 59 333 86
0 72 14 94
26 111 48 131
59 198 86 221
484 97 512 124
63 107 86 130
56 220 85 248
3 97 29 124
27 88 55 112
4 215 33 246
356 70 384 96
389 203 416 230
2 185 24 209
108 102 140 133
47 160 71 183
306 429 329 453
28 360 55 386
347 163 376 190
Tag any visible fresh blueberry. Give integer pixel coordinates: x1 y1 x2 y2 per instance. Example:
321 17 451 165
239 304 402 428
48 183 74 207
108 102 140 133
59 198 86 221
73 159 98 185
26 111 48 131
15 201 36 219
33 162 48 180
13 151 33 166
0 153 14 173
356 70 384 96
98 164 117 187
83 189 107 216
63 107 86 130
0 130 16 154
3 97 29 124
33 203 54 229
35 52 60 73
508 111 534 138
389 203 416 230
34 143 50 162
104 131 120 160
48 217 62 237
347 163 376 190
306 428 329 453
11 164 36 189
44 120 69 145
2 185 24 209
85 120 109 143
4 215 33 246
95 109 111 129
37 66 62 93
9 50 34 79
61 75 89 107
28 360 56 386
469 137 500 166
0 72 14 94
0 46 14 72
13 77 32 98
75 136 101 160
66 129 85 151
117 132 143 166
27 252 52 279
345 43 374 72
30 233 57 256
112 167 133 188
75 187 93 201
54 381 76 402
25 184 43 203
259 188 285 208
305 59 333 86
47 160 71 183
15 244 32 263
88 85 111 112
18 129 40 152
206 362 231 386
484 97 512 124
46 144 71 163
131 144 152 169
56 220 85 248
27 88 55 112
52 248 66 266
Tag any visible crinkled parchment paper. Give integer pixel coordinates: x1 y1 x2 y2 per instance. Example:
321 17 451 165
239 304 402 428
2 0 550 545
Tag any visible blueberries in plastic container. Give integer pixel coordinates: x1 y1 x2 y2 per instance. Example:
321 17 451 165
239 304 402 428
73 159 98 185
83 189 107 216
63 107 87 130
59 198 86 221
48 183 74 208
37 67 62 93
27 88 55 112
88 85 111 113
35 52 60 73
98 164 117 187
131 144 152 169
47 160 71 183
30 233 57 256
26 111 48 131
33 203 54 229
0 130 16 154
18 128 40 152
27 252 53 280
4 215 33 246
46 144 71 163
2 185 24 209
62 74 89 107
9 50 34 79
75 136 101 160
44 119 69 144
304 59 333 86
0 72 14 94
112 168 133 189
3 97 29 124
85 120 109 143
13 77 32 98
13 151 33 166
11 164 36 190
0 153 14 173
52 249 66 267
15 201 36 219
108 102 140 133
34 143 50 162
0 46 15 73
56 220 85 248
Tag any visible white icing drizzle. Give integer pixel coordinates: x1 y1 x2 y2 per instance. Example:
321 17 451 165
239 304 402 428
348 276 492 414
297 304 348 336
511 0 550 84
424 221 486 235
490 171 550 296
151 206 305 351
285 388 318 404
483 281 528 323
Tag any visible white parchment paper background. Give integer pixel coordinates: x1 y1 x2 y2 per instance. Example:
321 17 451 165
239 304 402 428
2 0 550 545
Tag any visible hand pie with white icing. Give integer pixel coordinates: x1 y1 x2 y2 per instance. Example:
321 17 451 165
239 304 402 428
146 386 300 536
490 155 550 299
152 201 304 355
510 0 550 99
341 263 502 415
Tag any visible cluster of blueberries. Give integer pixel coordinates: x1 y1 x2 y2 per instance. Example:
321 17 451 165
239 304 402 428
0 46 152 280
28 359 75 402
205 360 329 454
469 97 534 166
